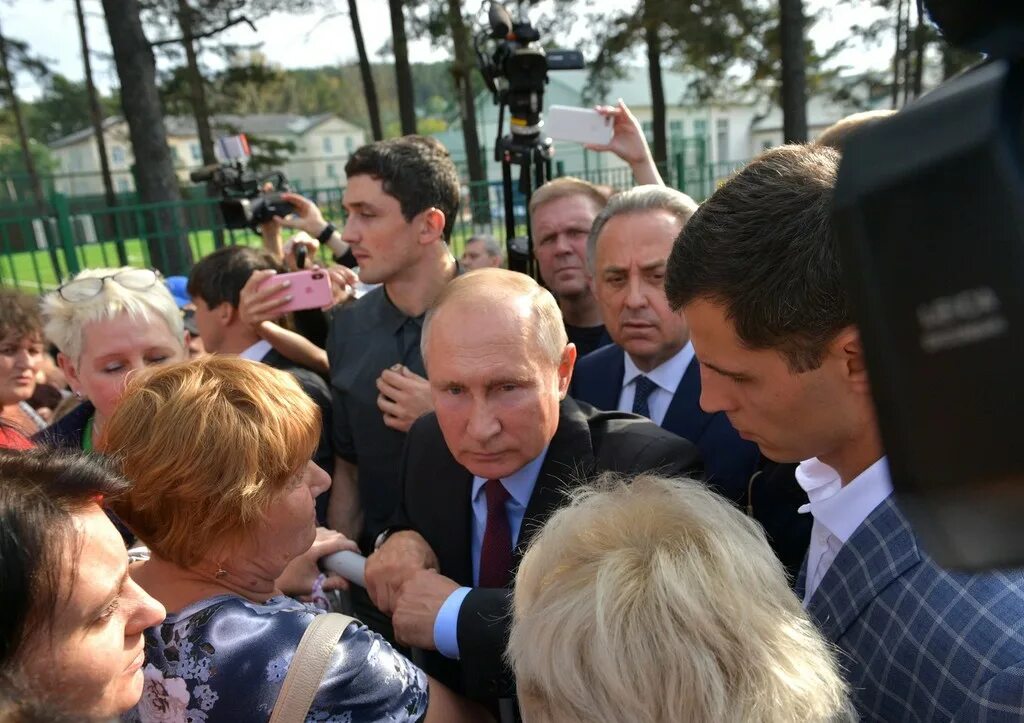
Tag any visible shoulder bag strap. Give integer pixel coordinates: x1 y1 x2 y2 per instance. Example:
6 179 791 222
268 612 357 723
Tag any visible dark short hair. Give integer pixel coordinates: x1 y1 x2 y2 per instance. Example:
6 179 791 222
187 245 283 309
0 290 42 343
0 450 130 672
665 145 851 372
345 135 461 241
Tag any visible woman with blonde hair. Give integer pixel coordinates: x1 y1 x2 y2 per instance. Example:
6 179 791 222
103 356 488 723
509 474 852 723
35 267 188 451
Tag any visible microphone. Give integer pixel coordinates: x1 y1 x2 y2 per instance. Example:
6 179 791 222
320 550 366 587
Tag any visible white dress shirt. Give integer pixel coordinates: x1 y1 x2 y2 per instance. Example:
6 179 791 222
796 456 894 606
617 342 695 426
239 339 273 362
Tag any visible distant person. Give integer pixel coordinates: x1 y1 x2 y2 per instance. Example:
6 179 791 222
0 289 46 441
666 144 1024 720
460 235 504 270
364 269 701 711
509 474 852 723
529 178 613 356
164 275 205 358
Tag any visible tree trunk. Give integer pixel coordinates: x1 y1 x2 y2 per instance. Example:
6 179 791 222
645 21 667 173
348 0 383 141
75 0 118 214
448 0 487 223
176 0 216 166
101 0 191 275
0 24 45 211
779 0 808 142
911 0 926 99
388 0 417 135
892 0 906 107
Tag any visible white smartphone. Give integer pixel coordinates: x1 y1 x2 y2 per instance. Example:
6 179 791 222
545 105 614 146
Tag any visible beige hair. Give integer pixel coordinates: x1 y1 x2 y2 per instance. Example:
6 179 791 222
509 474 852 723
527 176 612 219
102 356 320 568
586 184 699 272
41 267 184 361
422 268 568 366
814 109 897 151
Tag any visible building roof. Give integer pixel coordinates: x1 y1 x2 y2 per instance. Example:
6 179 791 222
49 113 363 150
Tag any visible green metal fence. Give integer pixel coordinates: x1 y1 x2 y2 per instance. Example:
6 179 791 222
0 156 747 293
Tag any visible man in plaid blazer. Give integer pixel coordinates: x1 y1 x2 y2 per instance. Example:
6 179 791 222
665 143 1024 721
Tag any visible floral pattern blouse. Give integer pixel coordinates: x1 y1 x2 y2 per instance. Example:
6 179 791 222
122 594 429 723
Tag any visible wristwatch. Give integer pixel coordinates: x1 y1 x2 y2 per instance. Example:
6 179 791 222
374 526 411 551
317 222 336 245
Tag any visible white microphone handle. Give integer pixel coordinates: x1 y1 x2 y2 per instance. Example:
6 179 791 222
321 550 367 587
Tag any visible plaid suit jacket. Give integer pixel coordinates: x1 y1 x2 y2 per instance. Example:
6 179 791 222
797 496 1024 721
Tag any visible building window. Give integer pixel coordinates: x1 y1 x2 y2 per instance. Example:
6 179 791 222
326 163 337 178
669 120 683 136
191 143 202 162
322 136 333 154
641 120 654 140
111 146 126 165
693 119 707 140
116 178 130 193
716 118 730 161
345 136 355 152
169 146 180 163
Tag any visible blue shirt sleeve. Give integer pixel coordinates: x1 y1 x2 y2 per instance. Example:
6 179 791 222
434 586 472 659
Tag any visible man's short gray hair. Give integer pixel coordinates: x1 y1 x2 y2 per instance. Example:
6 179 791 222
467 234 503 259
586 184 698 272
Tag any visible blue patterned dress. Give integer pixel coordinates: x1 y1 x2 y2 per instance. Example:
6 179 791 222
122 594 429 723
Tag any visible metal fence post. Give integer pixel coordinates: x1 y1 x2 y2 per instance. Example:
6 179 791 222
50 192 80 277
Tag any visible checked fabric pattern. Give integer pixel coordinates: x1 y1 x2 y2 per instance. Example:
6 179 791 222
799 496 1024 722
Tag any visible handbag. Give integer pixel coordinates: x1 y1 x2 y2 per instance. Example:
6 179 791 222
268 612 357 723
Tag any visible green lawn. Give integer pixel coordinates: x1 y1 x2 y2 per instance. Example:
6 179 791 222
0 222 509 294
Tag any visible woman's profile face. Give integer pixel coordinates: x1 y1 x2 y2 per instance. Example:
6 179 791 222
21 506 165 717
60 312 186 425
257 461 331 566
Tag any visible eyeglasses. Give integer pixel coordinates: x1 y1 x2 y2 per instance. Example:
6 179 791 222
57 268 162 302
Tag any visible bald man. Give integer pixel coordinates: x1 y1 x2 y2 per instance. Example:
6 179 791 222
364 268 701 711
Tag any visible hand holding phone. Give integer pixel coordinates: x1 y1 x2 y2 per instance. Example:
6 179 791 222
257 269 333 313
545 105 614 146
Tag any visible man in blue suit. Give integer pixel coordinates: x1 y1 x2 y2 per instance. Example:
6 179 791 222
665 143 1024 721
571 185 759 506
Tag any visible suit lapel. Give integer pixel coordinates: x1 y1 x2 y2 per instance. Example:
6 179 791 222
661 357 714 441
592 348 625 411
514 398 596 564
806 496 921 641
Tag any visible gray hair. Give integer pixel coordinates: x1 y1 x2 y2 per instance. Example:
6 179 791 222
586 185 698 272
467 234 503 259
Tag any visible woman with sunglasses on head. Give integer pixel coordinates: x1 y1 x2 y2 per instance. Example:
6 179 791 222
33 267 189 452
0 449 166 721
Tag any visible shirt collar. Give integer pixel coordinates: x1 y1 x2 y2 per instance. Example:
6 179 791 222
796 456 894 543
471 445 550 509
380 257 463 334
239 339 273 361
622 341 694 394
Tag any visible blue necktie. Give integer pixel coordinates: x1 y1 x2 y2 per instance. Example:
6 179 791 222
632 375 658 419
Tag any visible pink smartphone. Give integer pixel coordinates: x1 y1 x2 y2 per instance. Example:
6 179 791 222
259 269 333 312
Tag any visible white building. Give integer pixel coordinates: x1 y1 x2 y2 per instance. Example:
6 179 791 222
48 113 366 197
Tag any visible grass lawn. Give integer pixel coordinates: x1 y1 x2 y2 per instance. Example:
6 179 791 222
0 221 518 294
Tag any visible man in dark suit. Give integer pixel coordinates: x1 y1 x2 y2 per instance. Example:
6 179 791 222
666 144 1024 720
187 246 334 517
364 268 701 710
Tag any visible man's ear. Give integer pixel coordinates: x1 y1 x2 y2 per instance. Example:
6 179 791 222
418 208 446 245
557 343 578 399
57 352 83 397
832 326 870 391
214 301 234 326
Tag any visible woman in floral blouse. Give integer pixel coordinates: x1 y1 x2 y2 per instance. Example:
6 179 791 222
103 356 488 723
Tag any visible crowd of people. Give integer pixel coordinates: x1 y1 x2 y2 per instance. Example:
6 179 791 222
1 98 1023 723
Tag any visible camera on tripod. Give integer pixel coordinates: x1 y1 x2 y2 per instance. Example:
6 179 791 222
189 134 295 231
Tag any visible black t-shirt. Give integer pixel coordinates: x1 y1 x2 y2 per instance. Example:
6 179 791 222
565 322 611 358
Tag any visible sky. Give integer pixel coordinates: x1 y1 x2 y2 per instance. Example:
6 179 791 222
3 0 894 101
